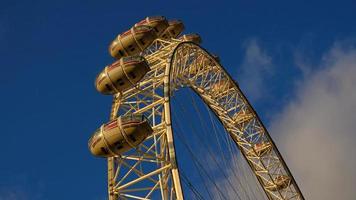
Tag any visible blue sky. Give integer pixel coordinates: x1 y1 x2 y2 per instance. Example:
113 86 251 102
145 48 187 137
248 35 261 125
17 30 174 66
1 0 356 199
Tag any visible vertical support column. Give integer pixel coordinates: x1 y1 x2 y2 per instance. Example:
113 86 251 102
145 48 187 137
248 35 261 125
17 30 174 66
108 157 117 200
163 62 184 200
108 95 120 200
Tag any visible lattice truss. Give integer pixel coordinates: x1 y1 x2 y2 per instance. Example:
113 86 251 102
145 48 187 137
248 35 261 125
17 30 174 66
107 38 304 200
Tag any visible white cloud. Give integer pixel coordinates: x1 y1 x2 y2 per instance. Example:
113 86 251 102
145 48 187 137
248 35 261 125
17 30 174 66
214 153 268 200
239 39 273 102
270 42 356 200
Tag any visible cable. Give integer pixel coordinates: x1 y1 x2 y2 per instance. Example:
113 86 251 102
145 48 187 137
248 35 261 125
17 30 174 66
172 112 221 200
204 103 255 200
181 171 205 200
175 128 229 200
175 91 242 199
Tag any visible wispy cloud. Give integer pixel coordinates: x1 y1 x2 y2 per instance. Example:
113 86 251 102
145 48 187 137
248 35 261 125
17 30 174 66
0 187 38 200
186 39 356 199
238 39 273 102
270 41 356 199
213 153 268 200
0 175 45 200
0 190 27 200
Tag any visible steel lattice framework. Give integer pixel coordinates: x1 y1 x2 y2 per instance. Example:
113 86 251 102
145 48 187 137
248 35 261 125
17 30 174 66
104 38 304 200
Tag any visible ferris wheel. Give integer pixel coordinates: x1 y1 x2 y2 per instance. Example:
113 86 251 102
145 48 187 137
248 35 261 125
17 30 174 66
88 16 304 200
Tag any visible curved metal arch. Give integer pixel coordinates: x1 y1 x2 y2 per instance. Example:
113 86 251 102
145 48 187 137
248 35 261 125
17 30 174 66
165 42 304 200
107 39 304 200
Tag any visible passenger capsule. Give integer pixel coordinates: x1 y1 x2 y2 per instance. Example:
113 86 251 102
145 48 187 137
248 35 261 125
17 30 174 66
135 16 169 36
179 34 202 44
95 56 150 95
88 114 153 157
267 175 291 191
160 20 184 39
109 25 157 59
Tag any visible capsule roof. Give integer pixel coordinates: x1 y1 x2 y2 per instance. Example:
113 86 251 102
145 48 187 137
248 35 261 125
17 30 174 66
135 16 169 36
179 33 202 44
118 25 153 39
168 20 183 26
137 16 166 24
160 20 185 39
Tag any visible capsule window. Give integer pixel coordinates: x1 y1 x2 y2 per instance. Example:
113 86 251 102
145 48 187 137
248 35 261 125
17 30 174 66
114 141 124 150
118 50 124 56
105 84 113 91
116 78 125 86
139 39 145 45
128 45 135 52
129 134 137 142
101 147 109 155
129 72 137 79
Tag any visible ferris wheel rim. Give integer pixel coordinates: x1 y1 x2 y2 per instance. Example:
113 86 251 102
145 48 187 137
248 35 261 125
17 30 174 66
165 41 304 200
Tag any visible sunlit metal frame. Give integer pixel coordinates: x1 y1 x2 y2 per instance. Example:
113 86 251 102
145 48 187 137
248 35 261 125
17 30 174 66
105 38 304 200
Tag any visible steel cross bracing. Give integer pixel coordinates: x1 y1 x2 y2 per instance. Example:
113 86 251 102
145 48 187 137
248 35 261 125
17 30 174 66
107 39 304 200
